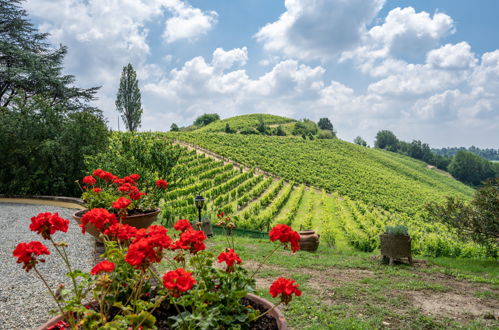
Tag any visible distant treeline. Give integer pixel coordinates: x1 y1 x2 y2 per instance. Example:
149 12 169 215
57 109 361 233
432 146 499 161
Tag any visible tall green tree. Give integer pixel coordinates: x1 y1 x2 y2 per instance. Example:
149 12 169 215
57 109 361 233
0 0 98 110
194 113 220 127
354 136 367 147
170 123 179 132
374 130 399 152
116 63 142 131
318 117 334 132
448 151 496 186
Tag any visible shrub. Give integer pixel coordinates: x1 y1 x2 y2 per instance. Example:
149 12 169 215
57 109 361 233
385 225 409 236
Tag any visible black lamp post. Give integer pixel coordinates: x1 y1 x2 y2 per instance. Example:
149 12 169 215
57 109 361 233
194 194 205 223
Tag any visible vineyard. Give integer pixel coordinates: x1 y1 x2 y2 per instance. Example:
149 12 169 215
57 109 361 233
171 132 474 215
158 141 483 258
194 114 296 133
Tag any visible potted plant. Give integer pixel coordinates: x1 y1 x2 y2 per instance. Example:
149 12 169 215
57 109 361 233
74 169 169 239
379 225 412 265
13 209 302 329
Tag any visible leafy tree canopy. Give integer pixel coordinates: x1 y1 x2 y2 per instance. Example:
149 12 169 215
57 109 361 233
374 130 399 152
448 150 496 186
170 123 179 132
354 136 367 147
194 113 220 127
318 117 334 132
0 0 99 111
292 119 318 136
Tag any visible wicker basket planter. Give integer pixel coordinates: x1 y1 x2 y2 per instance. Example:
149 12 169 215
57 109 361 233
379 233 412 265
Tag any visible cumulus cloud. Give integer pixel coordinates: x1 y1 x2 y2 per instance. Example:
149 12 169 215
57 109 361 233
211 47 248 71
162 0 218 43
255 0 385 60
427 42 477 70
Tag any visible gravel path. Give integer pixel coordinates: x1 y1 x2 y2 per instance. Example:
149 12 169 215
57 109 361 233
0 203 95 330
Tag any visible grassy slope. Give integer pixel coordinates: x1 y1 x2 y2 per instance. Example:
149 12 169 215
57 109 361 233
174 132 475 215
195 114 296 133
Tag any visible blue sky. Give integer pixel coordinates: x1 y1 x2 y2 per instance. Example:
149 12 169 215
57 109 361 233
25 0 499 148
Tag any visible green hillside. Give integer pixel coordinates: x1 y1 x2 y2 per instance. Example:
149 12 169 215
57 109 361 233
195 114 296 133
172 132 474 215
153 139 481 257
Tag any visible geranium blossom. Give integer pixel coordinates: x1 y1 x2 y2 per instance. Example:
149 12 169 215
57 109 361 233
162 268 196 297
13 241 50 272
29 212 69 240
155 179 168 189
90 260 115 275
82 176 97 185
112 197 131 209
125 225 172 269
103 223 138 241
170 229 206 254
269 224 300 252
173 219 192 232
269 277 301 304
217 248 242 272
80 208 117 234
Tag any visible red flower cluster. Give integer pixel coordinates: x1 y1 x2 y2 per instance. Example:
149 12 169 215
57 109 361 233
173 219 192 232
47 321 69 330
112 197 131 209
103 223 138 241
269 277 301 305
125 225 172 269
13 241 50 272
80 208 117 234
93 169 117 183
170 229 206 254
29 212 69 240
90 260 115 275
217 248 242 272
162 268 196 297
269 224 300 253
93 187 102 193
155 179 168 189
82 176 97 186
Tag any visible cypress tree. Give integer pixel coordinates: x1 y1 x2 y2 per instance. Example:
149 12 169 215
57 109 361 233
116 63 142 131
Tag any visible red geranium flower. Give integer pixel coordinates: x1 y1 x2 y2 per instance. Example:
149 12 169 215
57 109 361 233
125 225 172 269
90 260 115 275
103 223 138 241
29 212 69 240
129 174 140 182
93 169 105 178
155 179 168 189
47 321 69 330
173 219 192 232
269 277 301 305
82 176 97 185
162 268 196 297
118 183 133 193
217 248 242 272
13 241 50 272
269 224 300 253
112 197 131 209
80 208 117 234
170 229 206 254
129 186 145 201
93 187 102 193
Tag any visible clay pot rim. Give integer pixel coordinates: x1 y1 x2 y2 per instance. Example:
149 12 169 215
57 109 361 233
299 230 316 234
37 294 287 330
73 208 161 219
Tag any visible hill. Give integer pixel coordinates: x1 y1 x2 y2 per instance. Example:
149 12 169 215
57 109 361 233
194 114 296 133
172 132 474 216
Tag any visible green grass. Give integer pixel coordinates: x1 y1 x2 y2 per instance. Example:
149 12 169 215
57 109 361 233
195 114 296 133
199 235 499 329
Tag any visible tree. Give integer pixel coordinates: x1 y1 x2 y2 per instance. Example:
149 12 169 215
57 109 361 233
170 123 179 132
317 130 334 139
0 0 98 111
318 117 334 132
193 113 220 127
448 151 496 186
115 63 143 132
426 178 499 257
224 123 234 134
292 119 318 136
256 115 266 134
374 130 399 152
354 136 367 147
275 125 286 136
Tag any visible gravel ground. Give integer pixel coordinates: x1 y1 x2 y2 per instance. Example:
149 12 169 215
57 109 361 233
0 203 95 330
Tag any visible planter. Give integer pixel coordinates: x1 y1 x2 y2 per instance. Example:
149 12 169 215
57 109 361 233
37 294 287 330
299 230 320 252
73 208 160 241
379 233 412 265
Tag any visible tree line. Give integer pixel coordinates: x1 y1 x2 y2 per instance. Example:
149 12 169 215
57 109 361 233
373 130 498 186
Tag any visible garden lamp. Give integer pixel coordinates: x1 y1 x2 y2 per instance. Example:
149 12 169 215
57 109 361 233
194 194 205 223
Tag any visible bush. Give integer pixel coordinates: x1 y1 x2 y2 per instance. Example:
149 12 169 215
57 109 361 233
317 130 335 139
0 95 109 196
385 225 409 236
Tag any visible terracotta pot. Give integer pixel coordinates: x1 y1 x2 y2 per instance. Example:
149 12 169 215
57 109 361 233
299 230 320 252
37 294 287 330
73 208 160 241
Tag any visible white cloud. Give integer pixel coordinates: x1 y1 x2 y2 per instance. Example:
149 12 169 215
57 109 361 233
211 47 248 71
162 0 218 43
427 42 477 70
255 0 385 60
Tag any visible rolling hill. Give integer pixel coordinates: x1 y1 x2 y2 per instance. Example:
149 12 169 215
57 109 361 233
195 114 296 133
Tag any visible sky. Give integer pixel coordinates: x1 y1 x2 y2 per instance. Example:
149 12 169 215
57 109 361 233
24 0 499 148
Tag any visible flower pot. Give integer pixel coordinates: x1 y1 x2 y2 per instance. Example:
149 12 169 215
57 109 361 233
73 208 160 241
37 294 287 330
299 230 320 252
379 233 412 265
